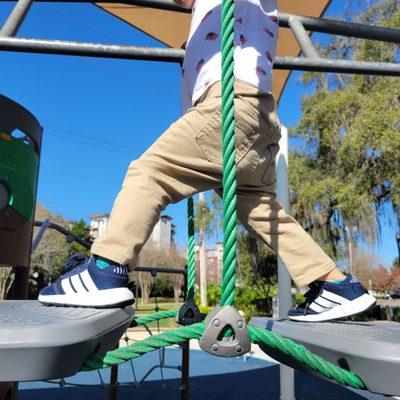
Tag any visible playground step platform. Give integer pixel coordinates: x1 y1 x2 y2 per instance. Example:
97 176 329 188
250 317 400 396
0 301 133 382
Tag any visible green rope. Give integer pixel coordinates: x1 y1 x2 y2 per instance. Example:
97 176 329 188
133 310 178 326
82 323 365 390
81 0 366 394
220 0 238 308
186 197 196 301
249 327 365 389
82 323 204 371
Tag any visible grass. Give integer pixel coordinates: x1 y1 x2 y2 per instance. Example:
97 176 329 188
134 299 182 329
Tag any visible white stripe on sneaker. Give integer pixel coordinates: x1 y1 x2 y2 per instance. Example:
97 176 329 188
71 274 87 293
309 302 329 313
313 296 338 308
320 289 347 304
80 270 98 292
288 293 376 322
61 278 75 294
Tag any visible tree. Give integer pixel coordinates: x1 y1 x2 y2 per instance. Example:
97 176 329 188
138 244 186 304
352 248 378 289
31 205 70 284
195 192 222 307
290 1 400 265
390 268 400 290
69 219 91 255
236 231 278 318
30 204 91 298
372 267 391 292
0 267 12 300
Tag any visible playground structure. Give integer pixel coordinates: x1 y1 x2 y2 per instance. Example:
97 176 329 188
1 1 400 400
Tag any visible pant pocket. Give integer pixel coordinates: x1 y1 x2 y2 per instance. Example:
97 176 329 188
195 108 260 165
262 143 280 186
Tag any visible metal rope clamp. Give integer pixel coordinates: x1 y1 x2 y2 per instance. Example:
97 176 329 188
176 299 201 326
199 306 251 357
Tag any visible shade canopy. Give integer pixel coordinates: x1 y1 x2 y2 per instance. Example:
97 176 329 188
96 0 332 100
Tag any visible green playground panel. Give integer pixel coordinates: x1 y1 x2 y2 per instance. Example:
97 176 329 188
0 135 39 221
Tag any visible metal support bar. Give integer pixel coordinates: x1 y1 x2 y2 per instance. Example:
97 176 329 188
288 17 319 59
34 220 93 249
30 0 400 44
0 36 184 63
279 12 400 44
134 266 187 275
276 125 295 400
102 0 191 13
108 345 119 400
0 0 34 37
31 218 50 252
180 341 190 400
274 56 400 76
0 36 399 76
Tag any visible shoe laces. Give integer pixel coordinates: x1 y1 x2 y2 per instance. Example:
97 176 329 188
61 253 89 275
297 281 324 314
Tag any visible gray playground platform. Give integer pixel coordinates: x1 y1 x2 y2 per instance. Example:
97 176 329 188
0 301 133 381
250 317 400 397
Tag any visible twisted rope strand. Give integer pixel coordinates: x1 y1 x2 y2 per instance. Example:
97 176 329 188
186 196 196 301
220 0 238 308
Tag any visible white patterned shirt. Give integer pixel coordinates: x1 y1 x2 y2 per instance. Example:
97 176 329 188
181 0 278 113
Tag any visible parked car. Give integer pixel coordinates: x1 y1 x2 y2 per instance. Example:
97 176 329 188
389 290 400 299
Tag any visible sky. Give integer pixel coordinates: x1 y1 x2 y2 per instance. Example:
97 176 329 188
0 0 398 267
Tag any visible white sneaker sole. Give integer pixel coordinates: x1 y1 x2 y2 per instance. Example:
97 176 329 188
38 287 134 308
288 293 377 322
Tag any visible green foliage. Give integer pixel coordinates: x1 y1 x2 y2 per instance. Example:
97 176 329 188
236 285 276 320
290 0 400 262
194 193 222 240
70 219 91 255
30 205 91 299
294 292 306 305
153 276 174 297
235 231 278 318
195 284 221 307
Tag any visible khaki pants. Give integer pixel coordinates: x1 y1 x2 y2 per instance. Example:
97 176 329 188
91 82 335 287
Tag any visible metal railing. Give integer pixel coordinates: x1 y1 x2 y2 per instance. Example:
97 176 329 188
0 0 399 76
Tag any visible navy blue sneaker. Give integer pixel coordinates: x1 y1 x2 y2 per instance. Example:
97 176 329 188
38 253 134 308
288 275 376 322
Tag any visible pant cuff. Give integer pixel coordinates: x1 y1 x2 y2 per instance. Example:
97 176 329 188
90 243 131 266
293 261 337 288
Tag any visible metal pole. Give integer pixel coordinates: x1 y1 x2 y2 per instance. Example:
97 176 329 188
180 265 190 400
0 36 185 63
0 0 34 37
180 341 190 400
0 36 399 77
279 12 400 44
31 219 50 252
198 192 208 308
273 56 400 77
288 17 319 59
276 125 295 400
9 0 400 44
108 346 119 400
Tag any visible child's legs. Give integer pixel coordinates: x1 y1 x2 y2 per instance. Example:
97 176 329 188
91 96 224 266
236 189 336 287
